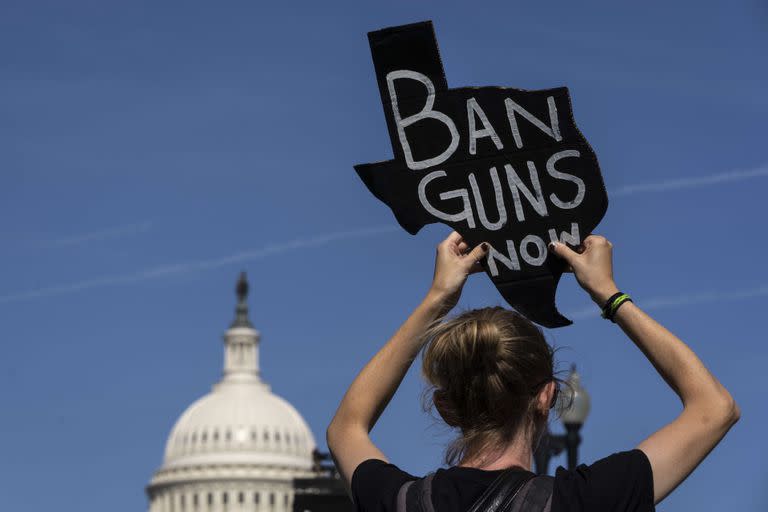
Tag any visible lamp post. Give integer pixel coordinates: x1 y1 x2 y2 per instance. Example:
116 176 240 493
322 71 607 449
534 365 591 475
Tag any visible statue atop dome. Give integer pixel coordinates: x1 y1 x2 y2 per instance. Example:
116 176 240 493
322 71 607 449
236 271 249 301
231 271 253 328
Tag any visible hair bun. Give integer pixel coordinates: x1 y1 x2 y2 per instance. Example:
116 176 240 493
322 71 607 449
432 389 462 428
420 307 556 466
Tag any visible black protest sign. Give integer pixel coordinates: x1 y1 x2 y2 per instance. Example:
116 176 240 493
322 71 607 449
355 21 608 328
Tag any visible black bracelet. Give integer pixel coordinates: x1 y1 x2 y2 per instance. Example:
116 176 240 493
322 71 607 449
608 296 633 322
601 292 624 316
602 292 633 322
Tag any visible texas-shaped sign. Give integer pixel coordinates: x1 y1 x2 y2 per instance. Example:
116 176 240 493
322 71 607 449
355 21 608 327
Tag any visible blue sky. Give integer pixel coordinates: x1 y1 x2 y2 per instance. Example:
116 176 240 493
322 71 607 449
1 1 766 510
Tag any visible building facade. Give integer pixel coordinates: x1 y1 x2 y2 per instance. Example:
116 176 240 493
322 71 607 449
147 273 344 512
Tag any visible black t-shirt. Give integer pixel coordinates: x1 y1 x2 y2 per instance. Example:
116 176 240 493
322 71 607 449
351 449 654 512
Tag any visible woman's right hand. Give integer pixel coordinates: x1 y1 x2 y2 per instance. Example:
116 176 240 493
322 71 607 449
548 235 619 305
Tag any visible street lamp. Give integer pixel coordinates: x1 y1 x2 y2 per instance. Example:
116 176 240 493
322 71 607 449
534 364 591 475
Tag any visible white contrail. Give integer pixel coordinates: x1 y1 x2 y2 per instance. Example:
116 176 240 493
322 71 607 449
36 221 154 247
565 284 768 320
26 165 765 248
5 164 767 303
0 225 399 304
613 165 768 196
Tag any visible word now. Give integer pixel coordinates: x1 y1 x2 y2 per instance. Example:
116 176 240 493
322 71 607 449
485 223 581 277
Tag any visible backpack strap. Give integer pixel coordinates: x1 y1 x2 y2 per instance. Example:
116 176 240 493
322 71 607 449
508 476 554 512
396 480 414 512
396 471 553 512
466 469 535 512
396 472 436 512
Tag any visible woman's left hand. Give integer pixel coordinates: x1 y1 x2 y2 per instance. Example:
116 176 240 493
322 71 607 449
428 231 490 310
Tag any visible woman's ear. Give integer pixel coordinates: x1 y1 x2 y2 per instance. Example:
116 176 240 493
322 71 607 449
536 381 557 415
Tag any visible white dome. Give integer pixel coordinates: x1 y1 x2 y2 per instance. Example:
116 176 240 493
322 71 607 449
162 378 316 469
148 274 318 500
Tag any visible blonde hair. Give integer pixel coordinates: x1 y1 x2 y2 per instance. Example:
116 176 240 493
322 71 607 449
420 307 557 466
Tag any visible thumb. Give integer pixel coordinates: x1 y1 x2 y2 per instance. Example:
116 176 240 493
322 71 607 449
548 241 580 266
466 242 490 266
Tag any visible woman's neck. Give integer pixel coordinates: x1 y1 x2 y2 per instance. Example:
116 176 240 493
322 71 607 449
457 434 534 471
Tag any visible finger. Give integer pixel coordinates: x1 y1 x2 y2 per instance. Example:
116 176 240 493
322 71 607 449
457 241 469 253
469 259 486 274
548 241 580 266
584 235 613 252
582 234 608 248
466 242 490 266
445 231 463 245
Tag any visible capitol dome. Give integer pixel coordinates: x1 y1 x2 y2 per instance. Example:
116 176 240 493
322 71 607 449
162 376 315 469
147 273 319 512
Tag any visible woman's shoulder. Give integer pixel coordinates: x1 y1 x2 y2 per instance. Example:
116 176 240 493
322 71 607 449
352 458 418 484
351 459 419 512
552 449 655 512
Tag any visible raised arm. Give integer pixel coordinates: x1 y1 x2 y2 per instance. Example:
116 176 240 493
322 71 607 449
549 236 740 504
326 232 488 494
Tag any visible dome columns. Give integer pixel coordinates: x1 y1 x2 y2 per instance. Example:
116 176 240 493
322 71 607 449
222 327 261 384
150 483 296 512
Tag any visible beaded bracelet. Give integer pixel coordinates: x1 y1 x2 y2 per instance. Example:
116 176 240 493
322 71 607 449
601 292 633 322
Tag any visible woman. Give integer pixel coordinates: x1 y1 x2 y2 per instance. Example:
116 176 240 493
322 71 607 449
327 232 739 511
